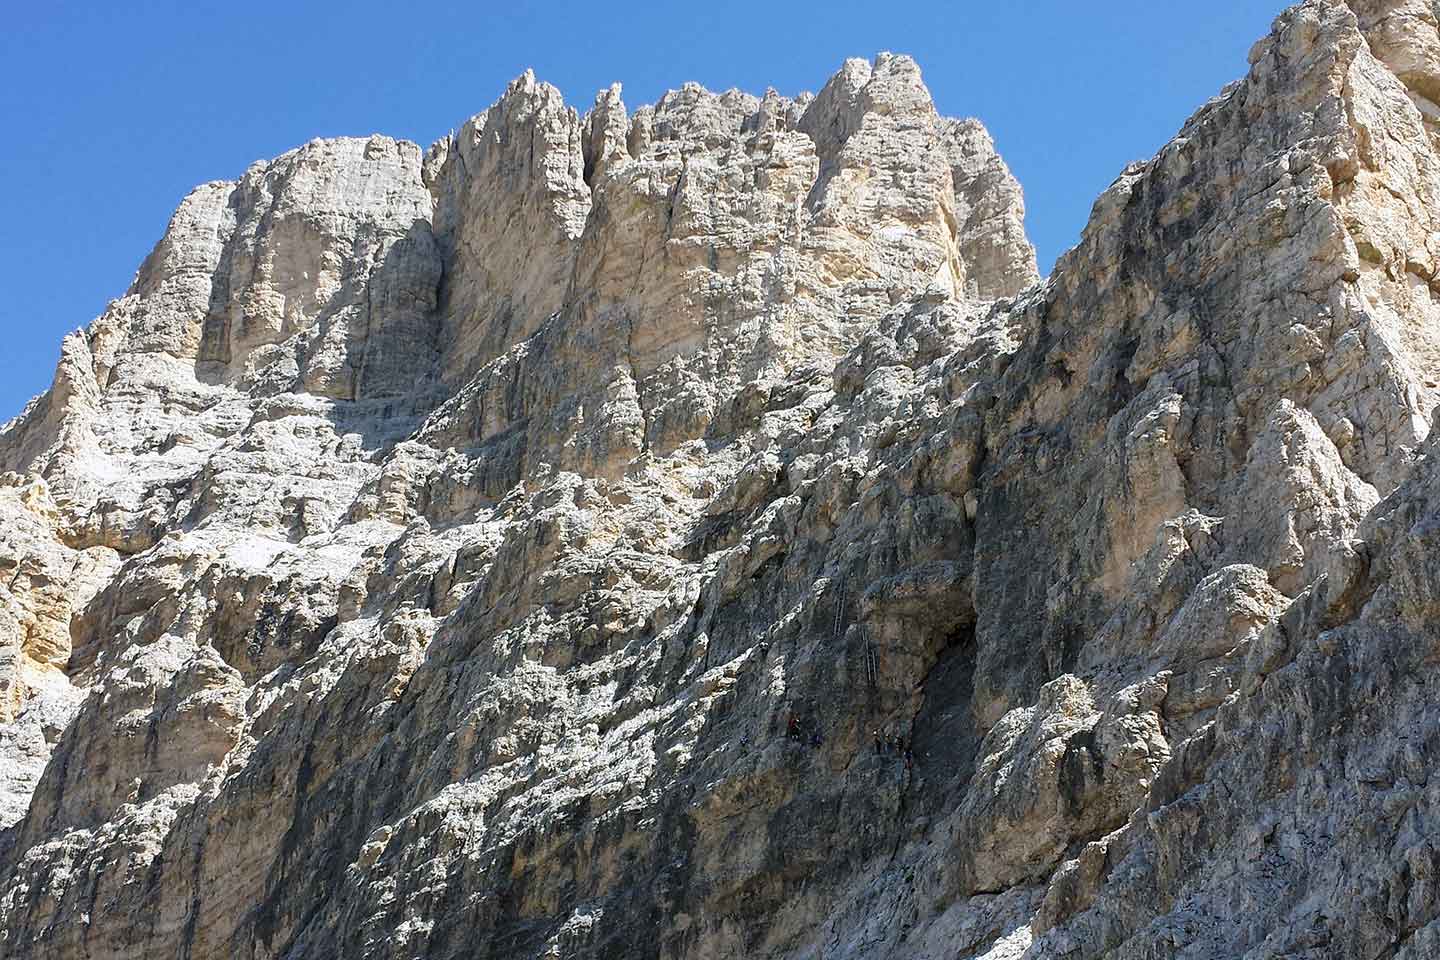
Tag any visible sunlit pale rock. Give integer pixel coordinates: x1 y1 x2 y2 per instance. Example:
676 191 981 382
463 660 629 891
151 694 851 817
5 5 1440 957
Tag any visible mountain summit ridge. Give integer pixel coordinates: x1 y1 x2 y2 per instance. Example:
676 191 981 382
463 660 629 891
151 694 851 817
5 3 1440 957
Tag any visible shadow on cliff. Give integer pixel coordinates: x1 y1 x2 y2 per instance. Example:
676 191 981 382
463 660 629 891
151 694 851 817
191 217 447 453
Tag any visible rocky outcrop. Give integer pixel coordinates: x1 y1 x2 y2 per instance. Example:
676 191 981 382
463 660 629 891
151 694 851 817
4 3 1440 958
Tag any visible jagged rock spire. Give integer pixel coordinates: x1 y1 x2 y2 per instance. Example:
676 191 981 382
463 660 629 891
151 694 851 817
13 7 1440 956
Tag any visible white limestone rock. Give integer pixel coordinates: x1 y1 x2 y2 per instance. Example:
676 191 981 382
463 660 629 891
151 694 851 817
7 7 1440 958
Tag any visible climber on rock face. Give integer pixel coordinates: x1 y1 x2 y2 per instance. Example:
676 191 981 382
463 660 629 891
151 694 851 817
788 714 801 740
874 730 883 755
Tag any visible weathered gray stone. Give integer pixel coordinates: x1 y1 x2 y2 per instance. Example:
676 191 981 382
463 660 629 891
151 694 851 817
5 6 1440 958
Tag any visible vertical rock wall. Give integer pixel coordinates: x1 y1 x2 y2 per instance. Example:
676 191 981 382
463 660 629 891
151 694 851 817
5 4 1440 958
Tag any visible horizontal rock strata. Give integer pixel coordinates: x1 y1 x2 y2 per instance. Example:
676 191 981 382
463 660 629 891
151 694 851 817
5 3 1440 958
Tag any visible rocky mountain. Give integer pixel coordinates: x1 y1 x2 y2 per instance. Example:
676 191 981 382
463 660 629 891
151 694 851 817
5 1 1440 956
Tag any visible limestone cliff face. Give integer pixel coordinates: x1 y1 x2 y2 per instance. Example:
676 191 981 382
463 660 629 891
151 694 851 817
5 3 1440 957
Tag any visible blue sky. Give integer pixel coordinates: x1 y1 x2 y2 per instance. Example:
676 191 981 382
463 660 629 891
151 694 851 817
0 1 1283 420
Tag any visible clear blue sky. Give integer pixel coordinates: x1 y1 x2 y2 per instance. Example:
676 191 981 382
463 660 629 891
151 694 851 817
0 1 1284 421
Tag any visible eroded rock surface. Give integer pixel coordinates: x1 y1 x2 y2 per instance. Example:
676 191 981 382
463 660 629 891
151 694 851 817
4 4 1440 957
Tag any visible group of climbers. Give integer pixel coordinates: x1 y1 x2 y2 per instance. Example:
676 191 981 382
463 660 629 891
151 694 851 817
873 729 914 771
787 711 823 750
781 711 911 768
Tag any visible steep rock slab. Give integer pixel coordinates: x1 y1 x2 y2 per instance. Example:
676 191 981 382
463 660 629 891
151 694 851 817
10 6 1440 959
